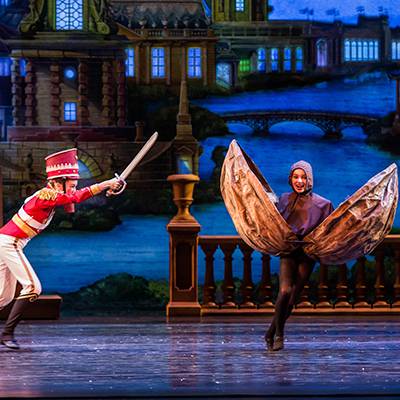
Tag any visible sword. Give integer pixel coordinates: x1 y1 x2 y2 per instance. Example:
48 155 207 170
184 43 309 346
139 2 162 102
106 132 159 196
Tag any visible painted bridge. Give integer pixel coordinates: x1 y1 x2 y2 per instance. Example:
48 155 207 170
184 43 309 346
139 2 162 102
221 110 381 136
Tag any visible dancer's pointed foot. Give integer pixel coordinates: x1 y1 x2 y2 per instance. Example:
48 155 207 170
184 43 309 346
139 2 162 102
1 339 20 350
264 331 274 351
272 335 284 351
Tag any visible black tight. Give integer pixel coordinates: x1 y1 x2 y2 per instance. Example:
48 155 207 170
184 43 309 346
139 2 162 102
267 253 314 338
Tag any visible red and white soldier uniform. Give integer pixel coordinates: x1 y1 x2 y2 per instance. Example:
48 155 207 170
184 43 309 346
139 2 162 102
0 148 109 349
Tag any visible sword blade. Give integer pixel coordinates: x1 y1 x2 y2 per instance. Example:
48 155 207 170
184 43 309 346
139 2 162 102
119 132 158 180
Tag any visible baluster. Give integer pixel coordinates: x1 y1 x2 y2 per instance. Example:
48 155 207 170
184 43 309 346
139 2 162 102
354 256 370 308
220 243 237 308
296 267 313 309
200 242 218 308
239 243 255 308
392 249 400 309
373 248 389 308
335 263 351 308
316 263 331 308
259 253 274 308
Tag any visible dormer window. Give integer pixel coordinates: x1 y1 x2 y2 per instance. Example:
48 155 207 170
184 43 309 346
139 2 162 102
55 0 83 30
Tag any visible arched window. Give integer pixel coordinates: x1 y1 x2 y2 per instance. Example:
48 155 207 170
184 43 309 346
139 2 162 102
374 41 379 60
20 58 26 77
55 0 83 30
351 41 357 60
344 40 350 61
394 41 400 60
125 48 135 77
0 57 11 76
257 48 266 72
270 48 278 72
363 41 368 60
295 47 303 72
316 39 328 67
283 47 291 72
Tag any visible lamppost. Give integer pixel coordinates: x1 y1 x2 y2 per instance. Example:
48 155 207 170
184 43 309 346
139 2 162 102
387 70 400 136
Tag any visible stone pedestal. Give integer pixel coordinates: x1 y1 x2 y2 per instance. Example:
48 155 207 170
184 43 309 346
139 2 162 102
166 174 201 317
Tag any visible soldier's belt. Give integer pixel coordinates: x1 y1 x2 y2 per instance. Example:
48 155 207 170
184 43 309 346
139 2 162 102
12 214 38 238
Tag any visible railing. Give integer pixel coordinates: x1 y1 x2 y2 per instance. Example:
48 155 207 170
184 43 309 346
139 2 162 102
198 235 400 314
131 28 209 39
214 26 304 38
166 174 400 316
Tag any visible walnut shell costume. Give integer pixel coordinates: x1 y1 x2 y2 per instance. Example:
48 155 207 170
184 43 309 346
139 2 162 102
221 140 398 264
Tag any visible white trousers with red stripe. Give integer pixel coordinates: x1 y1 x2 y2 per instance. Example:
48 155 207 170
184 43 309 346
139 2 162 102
0 234 42 308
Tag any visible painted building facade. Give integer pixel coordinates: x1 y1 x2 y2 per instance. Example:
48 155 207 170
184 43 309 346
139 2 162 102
211 0 400 86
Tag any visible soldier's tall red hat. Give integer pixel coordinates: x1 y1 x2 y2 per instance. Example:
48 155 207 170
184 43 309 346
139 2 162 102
45 148 79 180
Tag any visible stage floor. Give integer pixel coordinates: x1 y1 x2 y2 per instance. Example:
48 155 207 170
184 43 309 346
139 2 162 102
1 316 400 399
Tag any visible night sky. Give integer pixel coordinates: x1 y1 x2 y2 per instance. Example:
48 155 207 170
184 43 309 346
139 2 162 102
270 0 399 26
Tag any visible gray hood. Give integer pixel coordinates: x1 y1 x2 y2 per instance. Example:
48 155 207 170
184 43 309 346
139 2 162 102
289 160 313 193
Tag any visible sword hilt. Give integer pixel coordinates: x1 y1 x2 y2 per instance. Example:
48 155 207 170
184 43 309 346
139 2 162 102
106 173 127 197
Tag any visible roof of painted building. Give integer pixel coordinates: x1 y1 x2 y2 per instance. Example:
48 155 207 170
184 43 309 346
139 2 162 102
111 0 210 29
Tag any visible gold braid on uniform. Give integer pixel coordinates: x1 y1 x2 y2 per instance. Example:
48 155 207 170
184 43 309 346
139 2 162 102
37 187 58 201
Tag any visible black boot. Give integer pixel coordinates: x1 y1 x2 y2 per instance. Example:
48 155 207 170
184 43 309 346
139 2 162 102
1 298 32 349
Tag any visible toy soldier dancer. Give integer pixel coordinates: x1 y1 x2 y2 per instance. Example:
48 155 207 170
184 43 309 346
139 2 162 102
0 148 123 350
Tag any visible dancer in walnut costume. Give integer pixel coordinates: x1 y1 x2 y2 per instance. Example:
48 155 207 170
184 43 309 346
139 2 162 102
221 140 398 351
0 149 123 350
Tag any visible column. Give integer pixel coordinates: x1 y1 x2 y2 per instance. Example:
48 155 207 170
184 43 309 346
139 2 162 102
116 59 126 127
24 59 37 126
50 63 61 126
78 60 89 125
11 58 23 126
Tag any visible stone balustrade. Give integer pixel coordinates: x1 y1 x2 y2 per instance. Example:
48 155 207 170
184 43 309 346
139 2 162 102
167 174 400 316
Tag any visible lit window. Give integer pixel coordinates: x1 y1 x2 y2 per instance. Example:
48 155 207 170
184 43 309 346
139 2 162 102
344 40 350 61
216 63 231 86
125 48 135 77
257 48 266 72
270 48 279 71
64 102 77 122
56 0 83 30
20 59 26 77
283 47 291 72
239 59 250 74
151 48 165 78
357 42 362 60
235 0 244 12
64 67 76 80
0 57 11 76
393 41 400 60
344 39 379 62
0 0 10 6
317 40 328 67
188 47 202 78
295 47 303 72
374 41 379 60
